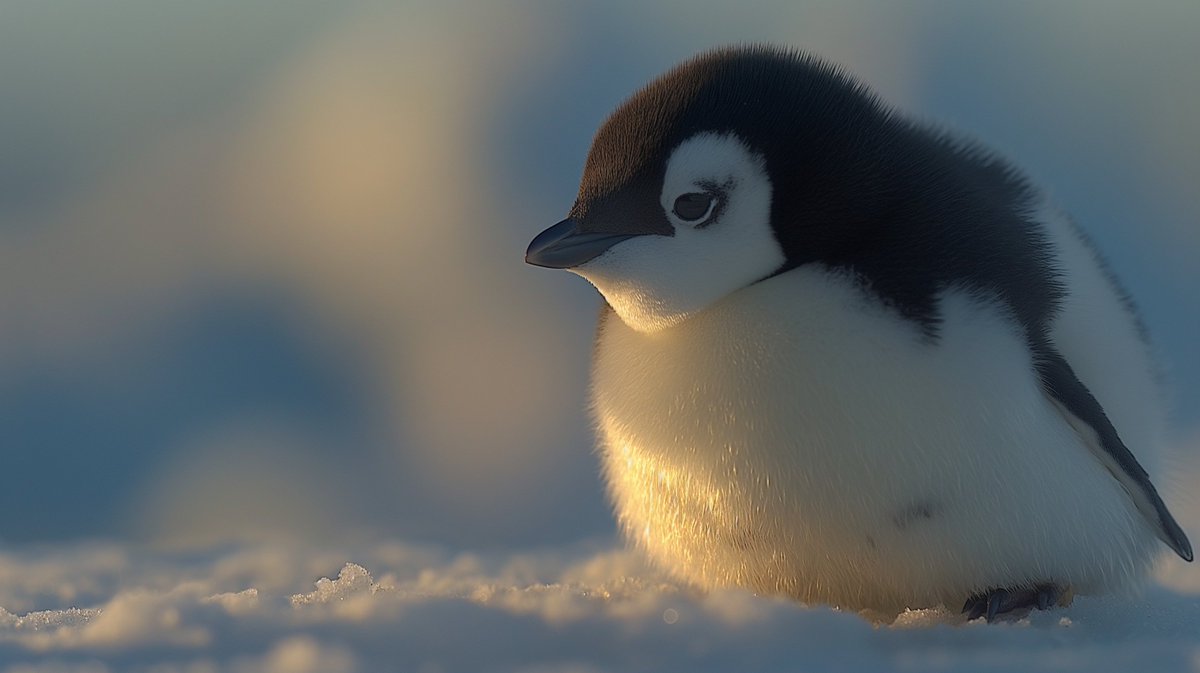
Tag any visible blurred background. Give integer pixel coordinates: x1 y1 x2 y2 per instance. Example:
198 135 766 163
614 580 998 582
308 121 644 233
1 1 1197 550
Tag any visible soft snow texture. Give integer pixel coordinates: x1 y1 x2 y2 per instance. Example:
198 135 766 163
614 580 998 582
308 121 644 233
0 541 1197 672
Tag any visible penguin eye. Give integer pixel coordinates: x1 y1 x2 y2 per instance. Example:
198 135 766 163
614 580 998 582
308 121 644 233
672 192 717 224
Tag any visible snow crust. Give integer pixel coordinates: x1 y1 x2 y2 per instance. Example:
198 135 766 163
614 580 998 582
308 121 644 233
0 540 1196 672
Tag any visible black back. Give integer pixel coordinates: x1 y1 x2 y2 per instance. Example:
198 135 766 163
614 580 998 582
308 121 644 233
575 45 1059 341
576 46 1193 562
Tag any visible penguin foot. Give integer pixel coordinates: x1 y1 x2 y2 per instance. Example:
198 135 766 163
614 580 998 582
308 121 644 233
961 584 1069 622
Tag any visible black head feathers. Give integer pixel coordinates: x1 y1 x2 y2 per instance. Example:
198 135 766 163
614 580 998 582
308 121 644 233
576 46 889 207
570 45 1057 339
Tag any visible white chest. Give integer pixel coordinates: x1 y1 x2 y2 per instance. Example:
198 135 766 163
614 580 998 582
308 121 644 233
589 266 1155 611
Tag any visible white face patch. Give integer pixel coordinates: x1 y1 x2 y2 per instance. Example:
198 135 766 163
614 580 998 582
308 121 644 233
572 132 782 334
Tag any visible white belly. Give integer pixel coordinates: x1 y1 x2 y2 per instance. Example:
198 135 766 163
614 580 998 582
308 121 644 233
591 259 1161 613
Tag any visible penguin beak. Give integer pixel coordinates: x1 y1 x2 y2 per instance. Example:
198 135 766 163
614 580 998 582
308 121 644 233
525 218 636 269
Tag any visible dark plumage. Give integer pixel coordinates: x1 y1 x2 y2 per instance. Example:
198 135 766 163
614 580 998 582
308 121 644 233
528 45 1192 618
576 46 1055 339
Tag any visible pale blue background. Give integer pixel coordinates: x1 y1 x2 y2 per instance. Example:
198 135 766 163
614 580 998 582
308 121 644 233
1 1 1197 549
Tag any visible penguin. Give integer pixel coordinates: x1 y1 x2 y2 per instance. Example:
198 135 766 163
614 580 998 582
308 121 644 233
524 45 1192 621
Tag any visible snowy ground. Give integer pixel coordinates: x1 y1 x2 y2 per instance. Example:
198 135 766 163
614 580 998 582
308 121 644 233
3 4 1199 671
0 540 1197 673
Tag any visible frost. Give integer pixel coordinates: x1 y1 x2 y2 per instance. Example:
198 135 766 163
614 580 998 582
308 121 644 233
290 564 376 607
201 590 259 615
0 540 1194 672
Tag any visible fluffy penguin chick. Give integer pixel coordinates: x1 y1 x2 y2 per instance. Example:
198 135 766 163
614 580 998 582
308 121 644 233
525 46 1192 621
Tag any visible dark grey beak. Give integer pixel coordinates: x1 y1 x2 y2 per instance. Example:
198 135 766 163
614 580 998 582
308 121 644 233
525 218 636 269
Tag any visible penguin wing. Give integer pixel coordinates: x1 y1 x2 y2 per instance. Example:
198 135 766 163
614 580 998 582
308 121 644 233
1035 346 1193 561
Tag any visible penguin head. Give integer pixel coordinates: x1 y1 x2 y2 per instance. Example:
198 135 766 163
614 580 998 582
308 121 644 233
526 46 896 334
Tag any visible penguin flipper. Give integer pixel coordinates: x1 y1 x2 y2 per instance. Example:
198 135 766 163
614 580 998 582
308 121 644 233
1035 346 1193 562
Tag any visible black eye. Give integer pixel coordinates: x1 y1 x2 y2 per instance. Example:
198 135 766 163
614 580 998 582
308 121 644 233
672 192 716 223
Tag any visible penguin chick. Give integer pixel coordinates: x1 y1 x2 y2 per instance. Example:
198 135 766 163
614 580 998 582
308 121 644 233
525 45 1192 621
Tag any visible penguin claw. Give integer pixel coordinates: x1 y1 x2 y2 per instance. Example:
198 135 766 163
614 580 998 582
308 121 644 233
1035 586 1054 611
986 589 1007 621
961 584 1065 623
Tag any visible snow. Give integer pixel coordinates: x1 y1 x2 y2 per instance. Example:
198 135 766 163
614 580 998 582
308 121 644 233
1 4 1198 672
0 541 1196 672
